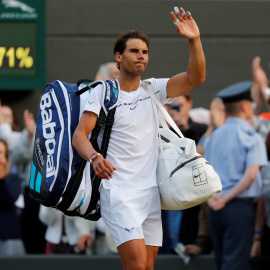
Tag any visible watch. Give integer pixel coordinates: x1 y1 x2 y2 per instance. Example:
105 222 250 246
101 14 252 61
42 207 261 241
89 152 102 164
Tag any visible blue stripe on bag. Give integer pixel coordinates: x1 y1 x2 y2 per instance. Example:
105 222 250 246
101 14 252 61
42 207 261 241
30 162 36 190
74 195 85 211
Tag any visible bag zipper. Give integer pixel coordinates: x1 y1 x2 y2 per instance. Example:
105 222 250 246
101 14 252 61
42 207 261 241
170 156 204 177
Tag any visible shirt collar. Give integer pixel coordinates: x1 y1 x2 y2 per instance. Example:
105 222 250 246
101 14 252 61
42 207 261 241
226 117 252 128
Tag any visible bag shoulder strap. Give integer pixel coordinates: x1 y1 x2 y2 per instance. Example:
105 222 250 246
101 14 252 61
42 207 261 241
84 80 119 220
143 79 184 138
89 79 119 148
76 79 120 113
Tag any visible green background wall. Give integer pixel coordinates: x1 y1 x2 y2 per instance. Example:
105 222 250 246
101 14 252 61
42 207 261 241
2 0 270 126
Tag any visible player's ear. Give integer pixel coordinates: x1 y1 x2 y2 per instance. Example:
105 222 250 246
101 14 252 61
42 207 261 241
115 52 122 63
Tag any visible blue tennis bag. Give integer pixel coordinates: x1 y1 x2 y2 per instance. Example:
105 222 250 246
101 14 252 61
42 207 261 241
29 79 119 220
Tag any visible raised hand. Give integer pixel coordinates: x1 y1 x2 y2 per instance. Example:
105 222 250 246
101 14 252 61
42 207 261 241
252 56 269 90
171 7 200 40
24 109 36 140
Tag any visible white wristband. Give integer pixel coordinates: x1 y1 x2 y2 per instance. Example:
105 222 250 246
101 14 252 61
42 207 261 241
263 87 270 98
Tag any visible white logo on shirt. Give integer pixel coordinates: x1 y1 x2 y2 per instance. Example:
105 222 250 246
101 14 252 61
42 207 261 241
130 105 138 110
106 83 110 101
117 96 151 109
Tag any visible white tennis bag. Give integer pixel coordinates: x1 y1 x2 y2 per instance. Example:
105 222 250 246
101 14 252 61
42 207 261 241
144 80 222 210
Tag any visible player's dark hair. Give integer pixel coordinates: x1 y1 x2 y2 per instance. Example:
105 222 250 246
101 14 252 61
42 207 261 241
114 30 150 69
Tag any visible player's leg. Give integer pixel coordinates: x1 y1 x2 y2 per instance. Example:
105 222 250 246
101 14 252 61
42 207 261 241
143 187 162 269
117 239 147 270
117 241 159 270
146 245 159 270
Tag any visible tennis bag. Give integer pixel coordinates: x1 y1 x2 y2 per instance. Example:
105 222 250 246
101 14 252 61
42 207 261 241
144 79 222 210
29 79 119 220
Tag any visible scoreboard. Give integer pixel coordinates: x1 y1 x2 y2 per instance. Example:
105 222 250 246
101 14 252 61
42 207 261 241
0 0 46 90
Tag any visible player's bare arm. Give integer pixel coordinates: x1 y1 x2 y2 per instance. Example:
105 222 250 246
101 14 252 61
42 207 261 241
72 111 116 180
167 6 206 98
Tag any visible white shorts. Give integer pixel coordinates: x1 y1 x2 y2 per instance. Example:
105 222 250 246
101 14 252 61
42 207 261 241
100 185 162 247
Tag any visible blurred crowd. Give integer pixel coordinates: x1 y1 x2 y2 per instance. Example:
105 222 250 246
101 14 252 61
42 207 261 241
1 58 270 269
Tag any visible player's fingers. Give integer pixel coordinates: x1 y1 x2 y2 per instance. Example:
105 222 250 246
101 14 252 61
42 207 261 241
103 167 113 179
104 159 116 173
97 170 109 180
171 11 176 21
93 164 105 178
99 160 114 178
97 162 112 179
186 11 192 20
173 7 184 22
171 11 180 25
179 7 187 21
87 238 92 247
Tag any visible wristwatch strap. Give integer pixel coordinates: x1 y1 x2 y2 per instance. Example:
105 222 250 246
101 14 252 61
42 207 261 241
89 152 102 164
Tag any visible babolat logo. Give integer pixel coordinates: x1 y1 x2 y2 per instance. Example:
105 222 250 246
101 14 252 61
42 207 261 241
35 138 44 167
111 80 118 98
106 82 111 101
111 80 117 89
40 90 56 179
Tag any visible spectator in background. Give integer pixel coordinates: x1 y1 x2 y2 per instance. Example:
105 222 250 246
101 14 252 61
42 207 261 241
251 56 270 140
189 106 210 125
179 99 225 257
167 93 207 250
205 81 267 270
39 206 95 254
0 101 47 254
0 101 21 173
11 109 47 254
250 131 270 259
95 62 120 81
184 202 212 256
0 102 35 179
10 109 35 187
197 97 225 155
169 93 208 144
0 139 25 255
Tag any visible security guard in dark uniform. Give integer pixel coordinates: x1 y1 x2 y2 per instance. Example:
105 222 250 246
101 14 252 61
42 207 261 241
204 81 268 270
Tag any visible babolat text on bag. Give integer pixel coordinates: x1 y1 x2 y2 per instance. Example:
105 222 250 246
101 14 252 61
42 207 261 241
29 79 119 220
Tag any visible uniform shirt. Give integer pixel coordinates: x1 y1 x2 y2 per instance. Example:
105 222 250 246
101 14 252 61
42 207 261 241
204 117 267 198
84 78 173 191
261 162 270 228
